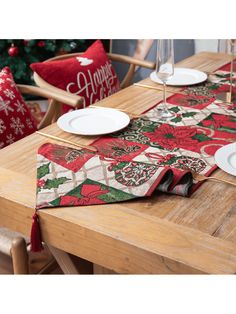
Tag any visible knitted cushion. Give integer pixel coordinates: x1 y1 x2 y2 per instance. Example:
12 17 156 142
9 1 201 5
0 67 37 149
30 40 120 113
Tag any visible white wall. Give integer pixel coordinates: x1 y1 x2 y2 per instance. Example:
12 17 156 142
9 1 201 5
194 39 218 53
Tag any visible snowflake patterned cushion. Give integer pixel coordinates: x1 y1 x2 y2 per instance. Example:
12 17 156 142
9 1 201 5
0 67 37 149
30 40 120 113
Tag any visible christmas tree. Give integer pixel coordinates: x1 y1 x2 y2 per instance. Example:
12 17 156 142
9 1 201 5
0 39 101 85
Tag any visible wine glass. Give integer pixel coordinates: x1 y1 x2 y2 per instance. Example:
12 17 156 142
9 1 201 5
229 39 236 103
155 39 175 119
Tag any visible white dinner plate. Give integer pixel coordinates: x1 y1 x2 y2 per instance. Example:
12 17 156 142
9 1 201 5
150 67 207 86
214 143 236 176
57 107 130 136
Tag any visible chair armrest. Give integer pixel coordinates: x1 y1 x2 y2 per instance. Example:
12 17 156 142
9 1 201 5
107 53 156 69
18 84 84 129
29 72 84 108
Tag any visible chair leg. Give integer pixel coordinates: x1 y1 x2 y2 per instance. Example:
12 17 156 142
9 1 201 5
11 237 29 274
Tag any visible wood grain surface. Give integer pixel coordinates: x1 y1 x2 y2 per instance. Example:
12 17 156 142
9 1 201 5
0 52 235 274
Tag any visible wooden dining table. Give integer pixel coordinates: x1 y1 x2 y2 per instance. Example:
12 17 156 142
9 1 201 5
1 51 236 274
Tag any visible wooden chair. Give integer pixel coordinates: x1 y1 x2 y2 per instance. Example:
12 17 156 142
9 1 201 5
17 84 82 130
32 52 156 125
0 84 81 274
0 228 59 274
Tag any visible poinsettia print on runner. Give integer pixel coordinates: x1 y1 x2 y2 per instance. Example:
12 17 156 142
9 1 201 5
198 113 236 134
143 124 199 151
143 123 231 155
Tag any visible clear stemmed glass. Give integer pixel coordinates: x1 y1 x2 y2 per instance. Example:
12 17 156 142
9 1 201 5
229 39 236 103
156 39 175 119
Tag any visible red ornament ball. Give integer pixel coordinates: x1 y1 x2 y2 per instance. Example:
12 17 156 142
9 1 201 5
37 41 45 47
8 45 19 57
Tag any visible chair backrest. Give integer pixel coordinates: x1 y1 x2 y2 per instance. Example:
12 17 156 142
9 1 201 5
217 39 236 54
17 84 81 130
33 52 155 92
43 52 156 88
32 52 155 128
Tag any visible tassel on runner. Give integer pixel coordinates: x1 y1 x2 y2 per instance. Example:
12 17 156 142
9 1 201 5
30 211 43 252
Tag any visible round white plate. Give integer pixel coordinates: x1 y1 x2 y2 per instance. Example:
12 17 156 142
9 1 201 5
214 143 236 176
57 107 130 136
150 67 207 86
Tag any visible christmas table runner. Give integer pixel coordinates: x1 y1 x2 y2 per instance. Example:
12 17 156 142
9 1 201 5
32 61 236 251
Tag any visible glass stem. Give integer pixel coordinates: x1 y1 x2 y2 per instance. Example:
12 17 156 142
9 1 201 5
163 81 168 112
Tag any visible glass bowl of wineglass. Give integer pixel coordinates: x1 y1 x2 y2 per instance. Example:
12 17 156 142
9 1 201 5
155 39 175 119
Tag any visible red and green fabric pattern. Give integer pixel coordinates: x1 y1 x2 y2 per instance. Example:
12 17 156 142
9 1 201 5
32 59 236 252
36 143 187 209
36 60 236 208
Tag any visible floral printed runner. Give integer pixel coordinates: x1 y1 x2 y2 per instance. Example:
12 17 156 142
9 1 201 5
32 60 236 251
36 143 192 209
36 60 236 208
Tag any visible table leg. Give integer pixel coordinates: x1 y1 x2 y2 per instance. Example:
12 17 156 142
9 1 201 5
47 245 80 274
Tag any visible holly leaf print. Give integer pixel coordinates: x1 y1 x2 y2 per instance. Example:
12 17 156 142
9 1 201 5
142 123 158 133
44 177 70 189
37 162 50 179
169 106 180 113
192 133 211 142
182 112 198 118
170 116 182 123
209 83 220 90
163 156 179 165
215 73 230 78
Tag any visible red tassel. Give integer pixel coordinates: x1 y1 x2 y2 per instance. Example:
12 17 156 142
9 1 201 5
30 212 43 252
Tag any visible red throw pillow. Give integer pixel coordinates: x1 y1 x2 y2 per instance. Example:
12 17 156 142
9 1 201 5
30 40 120 113
0 67 37 149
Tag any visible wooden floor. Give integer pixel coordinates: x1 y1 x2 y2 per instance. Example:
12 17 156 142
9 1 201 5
0 251 94 275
